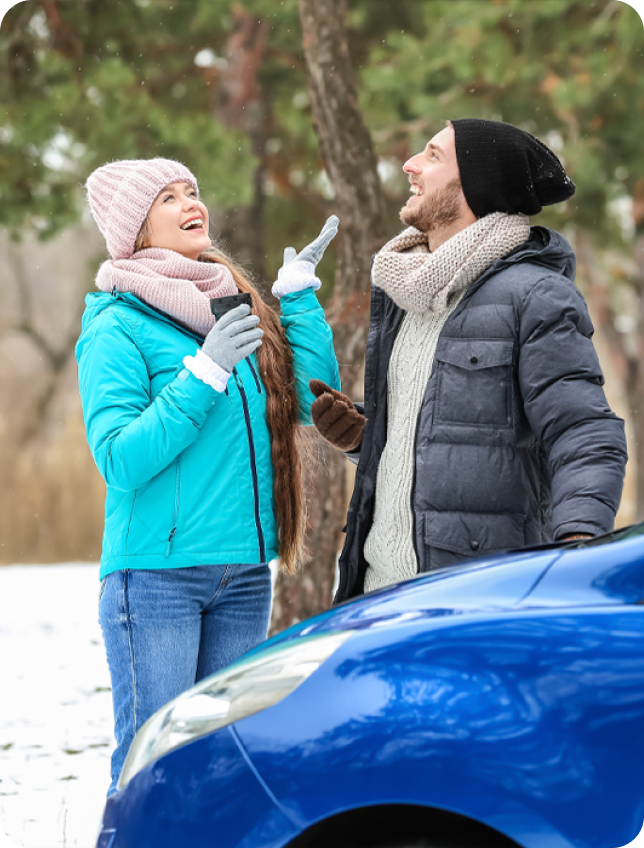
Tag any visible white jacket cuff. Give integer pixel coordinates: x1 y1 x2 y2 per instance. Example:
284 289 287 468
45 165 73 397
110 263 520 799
183 349 230 393
272 259 321 299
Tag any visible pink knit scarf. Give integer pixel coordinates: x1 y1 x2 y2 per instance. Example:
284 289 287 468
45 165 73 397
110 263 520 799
95 248 238 337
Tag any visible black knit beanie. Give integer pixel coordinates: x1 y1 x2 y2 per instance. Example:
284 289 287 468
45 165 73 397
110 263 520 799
451 118 576 218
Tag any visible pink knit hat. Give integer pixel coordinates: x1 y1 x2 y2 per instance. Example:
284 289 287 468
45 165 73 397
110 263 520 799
85 158 198 260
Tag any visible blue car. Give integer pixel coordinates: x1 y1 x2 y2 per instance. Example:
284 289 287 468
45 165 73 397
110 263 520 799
96 525 644 848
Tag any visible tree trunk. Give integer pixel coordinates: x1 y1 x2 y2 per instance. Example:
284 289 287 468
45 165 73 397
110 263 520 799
212 6 269 280
270 0 387 633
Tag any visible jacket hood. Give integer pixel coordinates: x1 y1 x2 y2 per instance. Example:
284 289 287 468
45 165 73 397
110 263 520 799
77 291 202 359
500 225 576 281
80 290 160 331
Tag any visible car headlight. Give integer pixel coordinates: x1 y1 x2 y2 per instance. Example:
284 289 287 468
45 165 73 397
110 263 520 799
118 629 354 790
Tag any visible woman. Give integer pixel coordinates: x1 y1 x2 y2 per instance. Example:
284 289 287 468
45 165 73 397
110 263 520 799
76 157 340 794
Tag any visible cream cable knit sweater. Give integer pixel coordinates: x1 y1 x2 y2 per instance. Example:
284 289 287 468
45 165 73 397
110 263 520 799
363 293 465 593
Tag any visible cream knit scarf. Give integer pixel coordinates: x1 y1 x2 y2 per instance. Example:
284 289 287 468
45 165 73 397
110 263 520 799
95 247 238 337
372 212 531 314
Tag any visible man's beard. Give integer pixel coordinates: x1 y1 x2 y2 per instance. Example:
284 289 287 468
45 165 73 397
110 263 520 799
400 177 462 233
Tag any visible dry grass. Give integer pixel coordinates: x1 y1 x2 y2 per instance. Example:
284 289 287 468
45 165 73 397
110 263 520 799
0 411 105 564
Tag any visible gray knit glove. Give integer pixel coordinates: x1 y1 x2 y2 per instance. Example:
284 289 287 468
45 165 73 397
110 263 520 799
202 304 263 372
272 215 340 298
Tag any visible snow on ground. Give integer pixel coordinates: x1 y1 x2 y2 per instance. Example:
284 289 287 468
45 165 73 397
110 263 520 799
0 564 112 848
0 561 279 848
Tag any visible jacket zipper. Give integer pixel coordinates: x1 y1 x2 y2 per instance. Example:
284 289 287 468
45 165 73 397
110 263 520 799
246 357 262 393
233 367 266 563
165 458 181 557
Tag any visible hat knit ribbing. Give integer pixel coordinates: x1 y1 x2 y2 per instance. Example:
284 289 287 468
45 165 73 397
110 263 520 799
451 118 576 218
85 158 198 260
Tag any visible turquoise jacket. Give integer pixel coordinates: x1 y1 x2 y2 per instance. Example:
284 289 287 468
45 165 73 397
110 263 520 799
76 289 340 579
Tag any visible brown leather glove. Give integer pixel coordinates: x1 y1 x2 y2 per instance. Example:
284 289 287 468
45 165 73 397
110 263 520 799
309 379 366 451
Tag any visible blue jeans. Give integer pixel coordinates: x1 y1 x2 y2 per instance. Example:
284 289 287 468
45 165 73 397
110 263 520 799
98 563 272 796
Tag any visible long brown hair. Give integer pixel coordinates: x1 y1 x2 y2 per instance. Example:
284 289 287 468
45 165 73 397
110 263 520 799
201 248 306 573
135 220 306 572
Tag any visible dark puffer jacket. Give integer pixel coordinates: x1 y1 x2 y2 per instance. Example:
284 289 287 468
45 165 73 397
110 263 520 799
336 227 627 603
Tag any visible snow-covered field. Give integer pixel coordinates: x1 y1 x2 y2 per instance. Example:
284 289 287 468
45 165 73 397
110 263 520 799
0 565 112 848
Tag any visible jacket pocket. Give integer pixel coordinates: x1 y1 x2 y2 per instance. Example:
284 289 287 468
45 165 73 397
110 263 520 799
126 459 182 556
434 338 514 428
421 510 526 571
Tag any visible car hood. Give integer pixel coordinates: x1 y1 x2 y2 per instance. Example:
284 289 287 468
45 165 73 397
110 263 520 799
260 528 644 651
257 549 557 652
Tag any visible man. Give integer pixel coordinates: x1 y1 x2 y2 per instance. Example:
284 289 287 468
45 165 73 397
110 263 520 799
310 118 628 603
